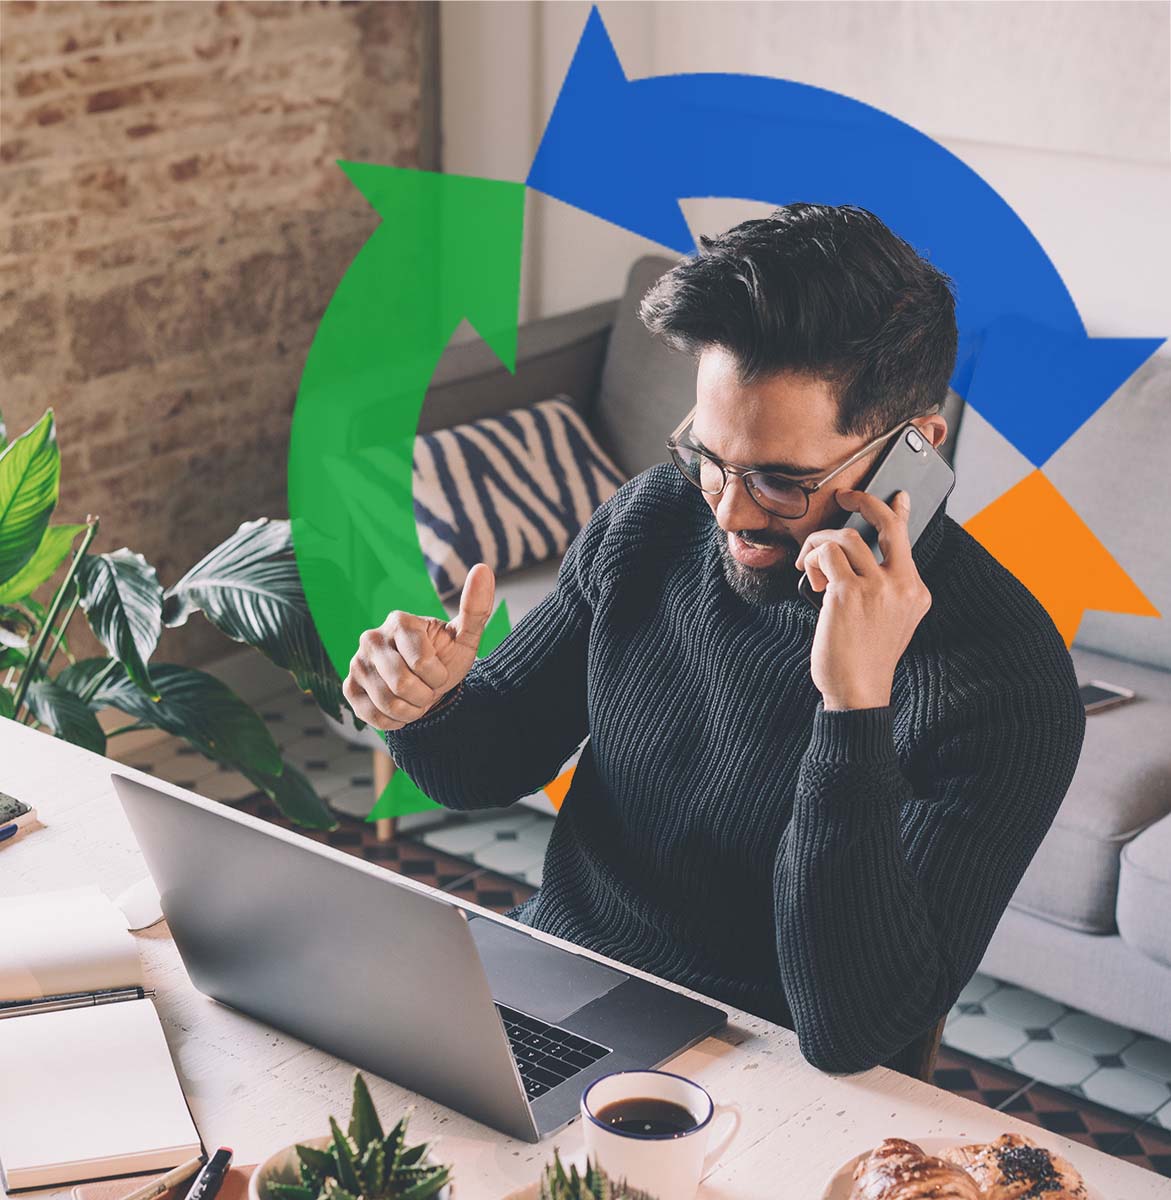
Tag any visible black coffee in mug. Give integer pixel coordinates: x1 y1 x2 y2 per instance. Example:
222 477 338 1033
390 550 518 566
594 1097 699 1137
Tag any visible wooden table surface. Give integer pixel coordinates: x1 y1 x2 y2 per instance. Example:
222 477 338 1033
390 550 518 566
2 716 1168 1200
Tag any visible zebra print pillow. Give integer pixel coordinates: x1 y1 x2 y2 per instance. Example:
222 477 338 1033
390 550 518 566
413 395 628 601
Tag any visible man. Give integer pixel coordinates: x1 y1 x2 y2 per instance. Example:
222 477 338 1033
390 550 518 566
342 203 1086 1074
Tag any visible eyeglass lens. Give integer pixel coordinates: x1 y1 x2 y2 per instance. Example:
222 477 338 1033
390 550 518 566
671 444 808 517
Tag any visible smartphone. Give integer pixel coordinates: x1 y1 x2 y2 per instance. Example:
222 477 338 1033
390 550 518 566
799 422 956 608
0 790 37 845
1079 680 1136 714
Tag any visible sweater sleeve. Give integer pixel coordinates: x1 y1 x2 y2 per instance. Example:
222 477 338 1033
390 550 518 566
381 494 612 811
774 664 1086 1074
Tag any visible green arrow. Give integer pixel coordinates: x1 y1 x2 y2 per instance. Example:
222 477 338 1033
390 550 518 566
288 163 526 818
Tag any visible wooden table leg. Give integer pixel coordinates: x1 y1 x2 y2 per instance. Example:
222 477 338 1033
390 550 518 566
374 749 396 843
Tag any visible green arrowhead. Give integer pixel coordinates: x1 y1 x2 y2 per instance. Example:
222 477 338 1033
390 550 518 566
288 164 526 818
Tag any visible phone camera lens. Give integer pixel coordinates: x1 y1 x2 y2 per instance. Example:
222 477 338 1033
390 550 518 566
905 429 924 452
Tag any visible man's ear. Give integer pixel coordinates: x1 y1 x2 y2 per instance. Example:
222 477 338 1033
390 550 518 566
915 414 948 451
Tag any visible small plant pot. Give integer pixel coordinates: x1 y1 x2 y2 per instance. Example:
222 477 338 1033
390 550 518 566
248 1134 452 1200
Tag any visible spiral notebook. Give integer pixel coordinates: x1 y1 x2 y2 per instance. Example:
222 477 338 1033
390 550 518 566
0 886 201 1191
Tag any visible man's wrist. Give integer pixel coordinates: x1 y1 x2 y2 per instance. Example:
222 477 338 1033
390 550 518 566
423 680 464 718
821 691 891 712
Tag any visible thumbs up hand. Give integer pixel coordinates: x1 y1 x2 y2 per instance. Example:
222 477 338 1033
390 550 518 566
342 563 497 731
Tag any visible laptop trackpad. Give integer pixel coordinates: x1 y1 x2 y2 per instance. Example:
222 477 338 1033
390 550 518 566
467 915 627 1025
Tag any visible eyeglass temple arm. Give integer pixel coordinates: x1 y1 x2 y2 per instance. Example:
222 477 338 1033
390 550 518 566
668 404 697 442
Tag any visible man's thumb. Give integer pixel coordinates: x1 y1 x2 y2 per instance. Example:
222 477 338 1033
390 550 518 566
451 563 495 649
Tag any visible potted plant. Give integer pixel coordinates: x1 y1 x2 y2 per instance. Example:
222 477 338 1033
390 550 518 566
249 1073 451 1200
0 406 364 831
533 1148 657 1200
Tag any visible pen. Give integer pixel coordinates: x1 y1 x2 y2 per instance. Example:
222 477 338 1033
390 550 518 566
183 1147 233 1200
0 986 151 1019
116 1155 207 1200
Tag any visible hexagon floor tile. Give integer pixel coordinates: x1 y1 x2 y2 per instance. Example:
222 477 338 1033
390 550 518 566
1053 1011 1139 1057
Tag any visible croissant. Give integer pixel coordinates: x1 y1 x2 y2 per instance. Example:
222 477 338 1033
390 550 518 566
849 1137 983 1200
939 1132 1087 1199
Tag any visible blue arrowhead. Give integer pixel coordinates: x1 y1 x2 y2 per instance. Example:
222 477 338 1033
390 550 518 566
966 317 1165 466
526 6 693 253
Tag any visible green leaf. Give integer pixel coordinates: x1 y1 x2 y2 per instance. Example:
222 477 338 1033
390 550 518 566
320 1186 356 1200
245 758 336 831
162 517 347 722
22 680 106 753
0 410 60 584
397 1142 428 1168
0 645 26 671
383 1114 408 1169
0 687 14 720
357 1140 384 1194
75 550 163 699
0 523 85 605
349 1071 384 1150
329 1117 360 1193
396 1166 451 1200
295 1144 335 1183
59 658 282 776
0 405 6 451
266 1186 316 1200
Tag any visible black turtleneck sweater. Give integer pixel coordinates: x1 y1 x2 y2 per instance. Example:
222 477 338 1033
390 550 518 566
383 462 1086 1073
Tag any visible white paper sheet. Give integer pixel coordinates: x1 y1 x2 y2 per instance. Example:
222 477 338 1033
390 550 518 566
0 884 142 1003
0 999 200 1189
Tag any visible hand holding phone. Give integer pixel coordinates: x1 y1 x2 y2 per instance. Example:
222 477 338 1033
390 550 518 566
798 423 955 608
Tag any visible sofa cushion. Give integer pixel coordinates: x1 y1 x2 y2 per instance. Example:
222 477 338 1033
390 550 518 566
1008 644 1171 932
414 396 626 601
419 298 618 434
1117 814 1171 967
594 254 697 478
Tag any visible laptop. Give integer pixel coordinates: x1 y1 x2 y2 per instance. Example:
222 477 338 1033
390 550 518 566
112 772 727 1143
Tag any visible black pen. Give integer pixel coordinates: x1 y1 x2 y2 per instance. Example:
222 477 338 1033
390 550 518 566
182 1147 233 1200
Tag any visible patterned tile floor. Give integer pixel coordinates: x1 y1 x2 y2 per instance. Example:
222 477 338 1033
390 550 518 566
110 667 1171 1178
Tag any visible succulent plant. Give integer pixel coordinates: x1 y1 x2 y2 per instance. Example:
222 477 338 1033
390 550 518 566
537 1147 659 1200
269 1073 450 1200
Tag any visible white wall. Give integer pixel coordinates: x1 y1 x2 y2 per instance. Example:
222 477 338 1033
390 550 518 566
440 0 1171 354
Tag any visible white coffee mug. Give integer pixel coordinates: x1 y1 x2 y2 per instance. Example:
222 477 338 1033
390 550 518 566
580 1069 741 1198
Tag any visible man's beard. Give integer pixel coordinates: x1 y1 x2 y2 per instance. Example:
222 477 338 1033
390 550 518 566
716 528 803 606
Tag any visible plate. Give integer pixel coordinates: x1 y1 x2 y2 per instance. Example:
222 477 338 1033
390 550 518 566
501 1147 589 1200
819 1135 1101 1200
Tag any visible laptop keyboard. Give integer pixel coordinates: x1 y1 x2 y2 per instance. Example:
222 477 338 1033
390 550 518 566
495 1002 611 1100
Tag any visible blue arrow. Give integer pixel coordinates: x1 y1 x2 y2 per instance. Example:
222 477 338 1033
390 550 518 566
527 5 1165 464
965 316 1163 467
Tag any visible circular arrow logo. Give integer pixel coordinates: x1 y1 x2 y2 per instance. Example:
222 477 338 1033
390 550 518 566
288 5 1161 822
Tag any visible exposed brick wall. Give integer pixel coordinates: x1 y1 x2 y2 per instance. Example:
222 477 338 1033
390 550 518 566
0 0 438 667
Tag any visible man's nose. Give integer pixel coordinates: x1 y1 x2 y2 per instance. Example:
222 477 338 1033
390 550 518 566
716 472 770 531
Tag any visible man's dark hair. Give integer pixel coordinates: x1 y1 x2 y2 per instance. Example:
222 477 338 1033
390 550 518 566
638 203 958 440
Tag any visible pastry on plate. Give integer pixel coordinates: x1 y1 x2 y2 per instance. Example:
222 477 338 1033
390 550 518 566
940 1132 1087 1199
848 1137 983 1199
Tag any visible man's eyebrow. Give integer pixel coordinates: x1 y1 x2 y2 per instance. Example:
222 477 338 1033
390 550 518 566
688 432 825 477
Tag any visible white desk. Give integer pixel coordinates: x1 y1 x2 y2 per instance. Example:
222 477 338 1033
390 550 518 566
2 716 1167 1200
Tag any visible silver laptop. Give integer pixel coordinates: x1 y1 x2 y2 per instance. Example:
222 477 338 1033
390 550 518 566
113 772 727 1142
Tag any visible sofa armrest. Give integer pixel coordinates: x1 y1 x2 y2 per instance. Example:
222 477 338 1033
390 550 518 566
418 297 619 434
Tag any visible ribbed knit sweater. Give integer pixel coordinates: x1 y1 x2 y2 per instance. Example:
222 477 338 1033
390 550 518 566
384 462 1086 1073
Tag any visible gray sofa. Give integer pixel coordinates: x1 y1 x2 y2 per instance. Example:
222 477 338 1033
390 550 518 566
339 253 1171 1043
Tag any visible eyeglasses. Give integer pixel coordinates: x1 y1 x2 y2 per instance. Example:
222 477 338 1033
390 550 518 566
665 402 940 520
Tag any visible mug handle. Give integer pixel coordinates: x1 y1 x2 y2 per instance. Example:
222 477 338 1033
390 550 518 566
701 1101 742 1179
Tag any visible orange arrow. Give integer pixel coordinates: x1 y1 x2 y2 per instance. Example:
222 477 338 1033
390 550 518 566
543 765 575 812
962 469 1160 647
